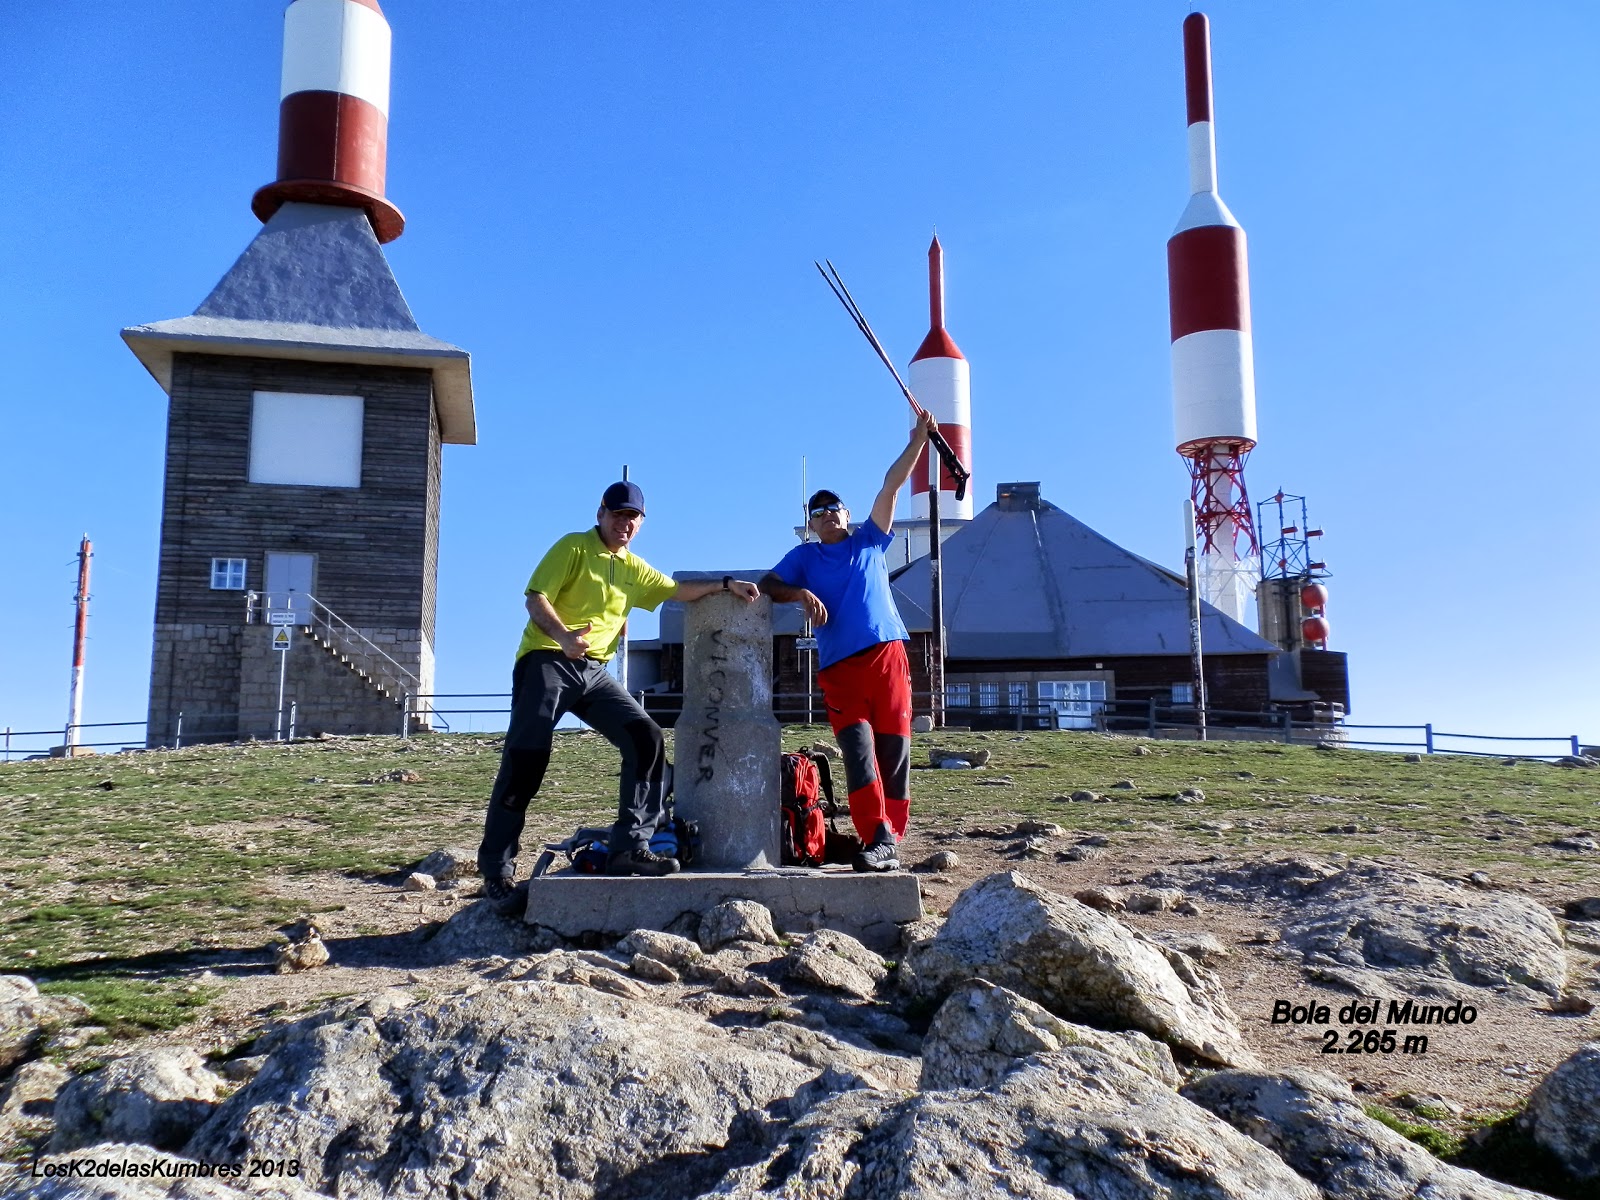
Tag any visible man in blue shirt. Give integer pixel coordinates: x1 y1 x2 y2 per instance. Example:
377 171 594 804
760 412 936 871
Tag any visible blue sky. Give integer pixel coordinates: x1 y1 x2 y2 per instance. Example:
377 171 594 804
3 2 1596 750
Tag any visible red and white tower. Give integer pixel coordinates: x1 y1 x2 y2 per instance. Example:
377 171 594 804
1167 12 1259 624
252 0 404 243
904 235 972 562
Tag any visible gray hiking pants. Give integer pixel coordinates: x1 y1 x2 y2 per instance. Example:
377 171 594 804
477 649 668 881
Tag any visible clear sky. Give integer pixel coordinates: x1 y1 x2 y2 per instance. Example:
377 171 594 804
3 2 1596 751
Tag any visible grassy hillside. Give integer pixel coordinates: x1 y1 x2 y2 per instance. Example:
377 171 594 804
3 728 1596 976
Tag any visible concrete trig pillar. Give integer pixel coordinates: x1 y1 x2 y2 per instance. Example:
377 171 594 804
675 594 780 869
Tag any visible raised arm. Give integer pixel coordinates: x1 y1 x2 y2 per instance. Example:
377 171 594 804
870 410 938 535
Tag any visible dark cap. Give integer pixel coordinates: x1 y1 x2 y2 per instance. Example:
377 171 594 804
807 489 843 513
601 481 646 515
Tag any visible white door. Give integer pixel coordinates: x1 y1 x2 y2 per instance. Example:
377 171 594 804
1039 680 1107 730
264 553 316 624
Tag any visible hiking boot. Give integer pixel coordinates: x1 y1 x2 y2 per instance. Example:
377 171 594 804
605 848 681 877
481 874 527 917
852 827 901 873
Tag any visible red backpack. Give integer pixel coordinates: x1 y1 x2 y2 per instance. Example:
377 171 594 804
780 751 835 867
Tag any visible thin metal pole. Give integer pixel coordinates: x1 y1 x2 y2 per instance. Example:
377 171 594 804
1424 723 1434 754
275 637 288 741
801 456 813 726
175 711 183 749
289 701 297 741
619 463 630 696
400 693 411 738
65 535 92 754
1184 500 1208 741
928 464 946 729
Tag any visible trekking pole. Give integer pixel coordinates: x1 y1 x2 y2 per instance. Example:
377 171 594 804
813 260 970 501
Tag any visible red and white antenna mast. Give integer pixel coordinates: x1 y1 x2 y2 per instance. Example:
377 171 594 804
1167 12 1260 623
907 235 972 524
251 0 404 243
65 536 92 754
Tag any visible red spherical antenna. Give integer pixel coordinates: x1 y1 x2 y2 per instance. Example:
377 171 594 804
1301 615 1331 646
1300 582 1328 612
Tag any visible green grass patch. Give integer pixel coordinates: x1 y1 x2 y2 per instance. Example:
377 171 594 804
1364 1104 1462 1158
38 976 220 1038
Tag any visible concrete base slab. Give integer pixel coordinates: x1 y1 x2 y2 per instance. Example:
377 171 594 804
521 866 923 952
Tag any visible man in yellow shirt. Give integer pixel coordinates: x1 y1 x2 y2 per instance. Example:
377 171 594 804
479 481 759 911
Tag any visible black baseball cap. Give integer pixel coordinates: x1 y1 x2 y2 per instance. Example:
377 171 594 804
602 481 646 515
807 489 843 513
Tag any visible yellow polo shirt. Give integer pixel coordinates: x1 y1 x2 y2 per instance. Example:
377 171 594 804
516 528 678 663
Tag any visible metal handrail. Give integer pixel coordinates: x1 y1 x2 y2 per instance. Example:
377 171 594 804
245 590 420 701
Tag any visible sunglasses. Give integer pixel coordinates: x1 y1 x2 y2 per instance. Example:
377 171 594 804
809 502 844 518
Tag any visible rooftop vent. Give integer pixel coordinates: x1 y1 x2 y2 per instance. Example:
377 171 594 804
996 482 1042 512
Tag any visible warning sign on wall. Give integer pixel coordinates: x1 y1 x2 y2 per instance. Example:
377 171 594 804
272 629 292 652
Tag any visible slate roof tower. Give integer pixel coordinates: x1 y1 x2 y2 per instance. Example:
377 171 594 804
124 0 475 746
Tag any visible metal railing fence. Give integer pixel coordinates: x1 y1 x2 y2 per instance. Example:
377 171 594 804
3 698 1587 762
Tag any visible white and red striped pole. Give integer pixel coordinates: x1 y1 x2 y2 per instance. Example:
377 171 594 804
251 0 404 243
907 235 972 523
1167 11 1259 624
65 536 91 754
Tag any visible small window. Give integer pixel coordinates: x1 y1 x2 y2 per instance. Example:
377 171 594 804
1172 682 1195 705
978 682 1000 712
210 558 247 590
946 682 971 707
1008 682 1026 710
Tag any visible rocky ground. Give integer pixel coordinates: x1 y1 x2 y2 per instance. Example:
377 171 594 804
1 731 1598 1197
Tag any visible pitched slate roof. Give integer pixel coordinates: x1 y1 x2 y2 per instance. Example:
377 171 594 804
122 202 475 443
889 483 1279 659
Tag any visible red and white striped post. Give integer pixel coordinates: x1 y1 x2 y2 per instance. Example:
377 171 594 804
65 536 92 753
1167 12 1260 624
251 0 405 243
907 236 972 533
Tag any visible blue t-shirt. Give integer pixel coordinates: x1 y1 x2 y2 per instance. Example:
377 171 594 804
771 518 909 669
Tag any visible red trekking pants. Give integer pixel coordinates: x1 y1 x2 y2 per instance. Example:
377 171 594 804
818 640 912 842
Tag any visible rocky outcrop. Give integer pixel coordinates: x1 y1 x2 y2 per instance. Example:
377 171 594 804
0 976 89 1073
919 979 1180 1091
1173 859 1568 997
1283 865 1566 996
51 1048 226 1153
899 871 1253 1066
699 900 781 950
1183 1068 1547 1199
711 1046 1318 1199
1520 1041 1600 1180
183 981 823 1199
785 929 887 1000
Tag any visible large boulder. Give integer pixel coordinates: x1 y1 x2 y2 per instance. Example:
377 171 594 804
900 871 1253 1066
1519 1041 1600 1180
920 979 1180 1091
709 1046 1318 1199
785 929 888 1000
1183 1069 1547 1199
0 976 89 1072
51 1047 226 1152
1184 861 1568 997
184 981 822 1199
